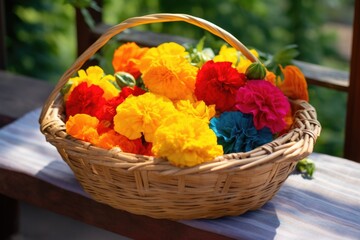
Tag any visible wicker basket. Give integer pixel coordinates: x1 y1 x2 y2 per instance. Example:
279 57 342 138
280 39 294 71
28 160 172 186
39 13 321 220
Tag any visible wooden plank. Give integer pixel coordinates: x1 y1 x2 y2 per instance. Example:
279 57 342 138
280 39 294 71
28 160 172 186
0 114 15 128
344 1 360 162
0 194 19 240
0 71 53 119
0 168 232 240
294 60 349 92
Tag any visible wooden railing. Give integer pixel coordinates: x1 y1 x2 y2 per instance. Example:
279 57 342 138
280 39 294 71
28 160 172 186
344 0 360 162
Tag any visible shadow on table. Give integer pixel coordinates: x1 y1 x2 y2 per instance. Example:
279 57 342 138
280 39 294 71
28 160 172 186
183 202 280 240
35 159 88 197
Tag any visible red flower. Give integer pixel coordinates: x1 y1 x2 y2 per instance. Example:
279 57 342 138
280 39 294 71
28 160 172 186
235 80 290 134
119 86 146 99
140 142 153 156
65 82 106 119
97 120 113 135
96 94 125 123
195 60 246 112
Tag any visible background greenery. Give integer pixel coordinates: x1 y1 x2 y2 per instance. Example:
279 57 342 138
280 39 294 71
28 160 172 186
4 0 354 157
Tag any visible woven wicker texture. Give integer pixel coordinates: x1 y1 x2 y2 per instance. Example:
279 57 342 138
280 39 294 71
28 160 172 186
39 13 321 220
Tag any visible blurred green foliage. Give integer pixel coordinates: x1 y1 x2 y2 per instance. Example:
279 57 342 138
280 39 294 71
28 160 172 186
4 0 76 82
4 0 354 156
103 0 353 65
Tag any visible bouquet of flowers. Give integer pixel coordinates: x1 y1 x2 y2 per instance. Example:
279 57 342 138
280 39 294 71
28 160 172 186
62 40 309 168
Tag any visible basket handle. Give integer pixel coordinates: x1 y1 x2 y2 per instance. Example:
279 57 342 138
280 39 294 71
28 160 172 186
39 13 260 122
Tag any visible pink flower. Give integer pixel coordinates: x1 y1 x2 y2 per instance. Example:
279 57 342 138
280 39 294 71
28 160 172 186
235 80 290 133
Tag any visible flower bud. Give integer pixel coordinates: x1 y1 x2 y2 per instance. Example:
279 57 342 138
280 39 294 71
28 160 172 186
115 71 136 88
245 62 267 80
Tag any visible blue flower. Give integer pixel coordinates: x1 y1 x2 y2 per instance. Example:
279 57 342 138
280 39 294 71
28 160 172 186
210 111 273 154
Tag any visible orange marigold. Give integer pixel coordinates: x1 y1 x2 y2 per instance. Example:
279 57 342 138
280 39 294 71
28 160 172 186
112 42 149 79
97 129 142 153
278 65 309 101
265 70 277 86
284 109 294 131
66 114 99 144
139 42 198 101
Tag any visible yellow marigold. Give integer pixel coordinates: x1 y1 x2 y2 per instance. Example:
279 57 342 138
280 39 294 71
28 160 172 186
64 66 119 101
113 92 177 142
236 49 259 74
152 114 223 167
175 100 216 123
213 45 239 67
139 42 198 101
213 45 259 74
278 65 309 101
66 114 99 144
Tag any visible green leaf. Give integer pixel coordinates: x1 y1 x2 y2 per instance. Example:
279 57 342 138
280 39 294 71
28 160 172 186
196 36 206 52
263 45 300 79
115 72 136 89
272 44 299 66
185 37 214 68
296 158 315 179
